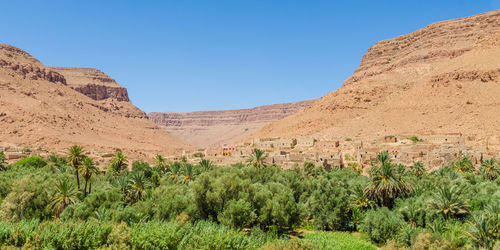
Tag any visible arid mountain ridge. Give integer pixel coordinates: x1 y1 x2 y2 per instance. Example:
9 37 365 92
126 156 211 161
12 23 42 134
251 10 500 154
1 10 500 163
148 100 315 148
0 43 187 162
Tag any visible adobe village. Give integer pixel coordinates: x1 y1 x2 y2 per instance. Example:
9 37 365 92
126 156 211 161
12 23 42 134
186 133 499 172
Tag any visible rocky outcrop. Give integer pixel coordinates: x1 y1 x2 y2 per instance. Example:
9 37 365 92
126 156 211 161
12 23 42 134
150 100 315 127
344 11 500 86
149 100 316 147
0 44 66 85
50 67 130 102
252 10 500 158
0 44 188 158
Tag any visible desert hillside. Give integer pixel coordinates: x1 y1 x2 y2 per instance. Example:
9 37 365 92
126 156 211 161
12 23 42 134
0 44 188 159
252 10 500 152
149 100 315 148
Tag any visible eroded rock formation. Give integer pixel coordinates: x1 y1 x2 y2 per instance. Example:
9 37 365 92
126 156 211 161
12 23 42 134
252 10 500 158
0 43 188 158
51 67 130 102
149 100 315 148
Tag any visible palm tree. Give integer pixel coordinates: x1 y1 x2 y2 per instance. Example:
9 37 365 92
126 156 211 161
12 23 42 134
411 162 426 177
81 157 99 197
452 157 474 173
48 179 79 217
182 164 194 183
0 151 6 171
428 184 470 220
247 149 268 168
465 214 497 250
377 150 391 166
480 158 500 180
365 151 413 208
199 159 213 171
399 202 425 227
128 172 150 201
350 185 375 210
154 154 166 172
47 153 67 170
168 161 182 180
117 176 129 194
67 145 85 189
110 151 128 174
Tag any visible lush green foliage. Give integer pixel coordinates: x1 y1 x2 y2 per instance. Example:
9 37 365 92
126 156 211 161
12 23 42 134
304 231 375 250
14 156 47 169
0 148 498 249
361 207 404 244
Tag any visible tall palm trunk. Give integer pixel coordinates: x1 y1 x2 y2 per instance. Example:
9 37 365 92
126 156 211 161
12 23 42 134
89 182 92 194
84 179 88 197
75 169 80 189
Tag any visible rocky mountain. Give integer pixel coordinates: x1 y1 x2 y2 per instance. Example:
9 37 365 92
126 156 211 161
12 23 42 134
149 100 315 148
51 67 130 102
0 43 188 160
252 10 500 153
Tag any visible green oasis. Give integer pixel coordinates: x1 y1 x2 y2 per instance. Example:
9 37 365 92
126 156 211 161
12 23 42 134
0 148 498 249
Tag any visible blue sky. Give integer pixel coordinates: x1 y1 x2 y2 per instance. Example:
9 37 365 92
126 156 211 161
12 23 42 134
1 1 499 112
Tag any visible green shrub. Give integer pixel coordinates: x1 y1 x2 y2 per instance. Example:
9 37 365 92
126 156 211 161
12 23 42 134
135 184 194 221
0 152 6 169
219 199 257 228
14 156 47 168
409 136 423 143
0 175 54 221
305 177 350 230
192 152 204 158
360 207 404 244
61 188 123 220
395 225 423 247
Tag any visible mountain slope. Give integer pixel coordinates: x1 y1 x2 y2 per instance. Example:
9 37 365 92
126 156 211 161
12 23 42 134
252 10 500 151
0 44 188 158
149 100 315 148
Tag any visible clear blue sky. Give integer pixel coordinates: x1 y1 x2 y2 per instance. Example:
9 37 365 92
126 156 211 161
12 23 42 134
1 1 499 112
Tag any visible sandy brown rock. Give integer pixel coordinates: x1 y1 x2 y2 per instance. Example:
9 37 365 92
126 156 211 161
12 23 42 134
149 100 315 148
252 10 500 153
51 67 130 102
0 44 188 159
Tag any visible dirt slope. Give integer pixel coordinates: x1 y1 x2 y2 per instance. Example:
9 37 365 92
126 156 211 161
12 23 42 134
149 100 315 148
0 44 188 158
252 10 500 150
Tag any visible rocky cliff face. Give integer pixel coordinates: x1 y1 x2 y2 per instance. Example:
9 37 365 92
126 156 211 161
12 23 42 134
50 67 130 102
252 10 500 155
149 100 315 147
0 44 66 85
0 43 188 158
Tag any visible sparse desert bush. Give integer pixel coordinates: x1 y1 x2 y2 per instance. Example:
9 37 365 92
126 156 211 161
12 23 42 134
192 152 204 158
409 136 423 143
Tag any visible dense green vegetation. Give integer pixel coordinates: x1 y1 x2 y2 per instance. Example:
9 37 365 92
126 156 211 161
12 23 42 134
0 147 498 249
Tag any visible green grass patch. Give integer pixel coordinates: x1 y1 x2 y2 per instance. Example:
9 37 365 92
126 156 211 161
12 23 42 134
304 231 375 250
409 136 423 143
